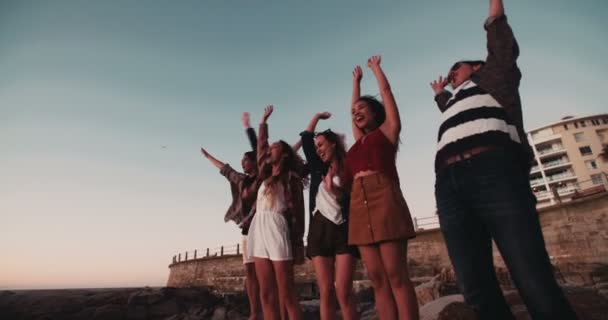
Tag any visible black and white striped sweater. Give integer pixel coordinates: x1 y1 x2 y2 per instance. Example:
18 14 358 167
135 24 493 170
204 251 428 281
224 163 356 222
435 80 522 172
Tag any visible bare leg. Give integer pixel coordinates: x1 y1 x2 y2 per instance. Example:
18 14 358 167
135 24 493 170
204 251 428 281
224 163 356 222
273 260 303 320
313 256 337 320
359 245 397 320
379 241 418 320
245 262 261 320
254 258 280 320
335 253 358 320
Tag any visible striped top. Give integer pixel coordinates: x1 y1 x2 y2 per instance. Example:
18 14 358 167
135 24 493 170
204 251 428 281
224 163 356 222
435 80 522 171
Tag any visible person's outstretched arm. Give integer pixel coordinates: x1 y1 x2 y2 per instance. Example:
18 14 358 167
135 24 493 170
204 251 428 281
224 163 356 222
242 112 257 152
368 55 400 145
301 112 331 168
201 147 225 169
351 66 364 141
257 105 273 175
489 0 504 18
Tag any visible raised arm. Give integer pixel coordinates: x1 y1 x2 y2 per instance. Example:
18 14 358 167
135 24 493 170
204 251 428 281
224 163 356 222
301 112 331 169
478 0 519 75
201 147 225 169
257 105 273 173
242 112 257 152
368 55 400 145
489 0 504 18
351 66 364 141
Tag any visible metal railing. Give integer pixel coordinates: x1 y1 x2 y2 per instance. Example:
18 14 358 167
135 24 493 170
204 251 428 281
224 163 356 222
537 145 565 156
413 215 440 231
171 243 241 264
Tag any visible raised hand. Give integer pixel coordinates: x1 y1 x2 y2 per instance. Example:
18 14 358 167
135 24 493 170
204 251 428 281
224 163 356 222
242 112 251 129
430 76 449 95
316 112 332 120
367 55 381 69
352 65 363 82
262 105 274 123
201 147 210 158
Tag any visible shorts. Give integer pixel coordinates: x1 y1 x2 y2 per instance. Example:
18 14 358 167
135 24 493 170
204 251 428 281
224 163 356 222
307 211 359 258
241 236 254 264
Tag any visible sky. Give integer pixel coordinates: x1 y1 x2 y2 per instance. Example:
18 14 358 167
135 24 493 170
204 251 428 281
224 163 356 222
1 0 606 290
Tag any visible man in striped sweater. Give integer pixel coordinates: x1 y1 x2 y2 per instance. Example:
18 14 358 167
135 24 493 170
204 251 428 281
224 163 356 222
429 1 577 319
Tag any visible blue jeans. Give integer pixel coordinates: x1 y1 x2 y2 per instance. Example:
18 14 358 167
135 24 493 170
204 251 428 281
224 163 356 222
435 148 577 320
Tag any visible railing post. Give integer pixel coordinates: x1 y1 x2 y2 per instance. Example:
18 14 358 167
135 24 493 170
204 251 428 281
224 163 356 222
236 243 240 255
178 253 181 262
206 248 210 257
185 252 188 261
194 250 197 259
172 255 176 264
413 217 418 230
221 246 224 256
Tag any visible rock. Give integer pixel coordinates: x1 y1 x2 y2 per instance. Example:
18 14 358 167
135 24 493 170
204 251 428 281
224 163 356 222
226 309 247 320
415 274 460 306
436 301 477 320
419 295 466 320
149 299 180 318
92 304 124 320
211 306 227 320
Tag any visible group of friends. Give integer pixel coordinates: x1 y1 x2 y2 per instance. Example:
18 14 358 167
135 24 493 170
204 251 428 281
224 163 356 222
200 1 579 319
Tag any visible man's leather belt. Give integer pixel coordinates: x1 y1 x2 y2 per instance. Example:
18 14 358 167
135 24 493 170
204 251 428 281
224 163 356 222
442 145 498 169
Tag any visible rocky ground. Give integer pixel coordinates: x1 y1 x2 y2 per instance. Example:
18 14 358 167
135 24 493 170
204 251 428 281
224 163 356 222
1 275 607 320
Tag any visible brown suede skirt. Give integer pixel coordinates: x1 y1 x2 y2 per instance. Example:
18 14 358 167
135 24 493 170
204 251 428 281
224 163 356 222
348 172 416 245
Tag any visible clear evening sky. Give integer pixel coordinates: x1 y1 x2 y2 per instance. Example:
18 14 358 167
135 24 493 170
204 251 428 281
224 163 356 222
1 0 606 289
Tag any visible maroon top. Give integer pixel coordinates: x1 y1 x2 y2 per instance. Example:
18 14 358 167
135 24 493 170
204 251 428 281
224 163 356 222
346 129 398 181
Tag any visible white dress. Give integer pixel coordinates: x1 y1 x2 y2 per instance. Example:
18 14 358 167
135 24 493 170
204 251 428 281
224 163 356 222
246 182 293 261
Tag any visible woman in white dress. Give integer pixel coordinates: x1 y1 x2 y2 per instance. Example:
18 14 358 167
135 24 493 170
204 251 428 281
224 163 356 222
247 105 306 320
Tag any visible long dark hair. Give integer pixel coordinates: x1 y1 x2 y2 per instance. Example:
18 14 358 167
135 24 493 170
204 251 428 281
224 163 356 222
263 140 309 203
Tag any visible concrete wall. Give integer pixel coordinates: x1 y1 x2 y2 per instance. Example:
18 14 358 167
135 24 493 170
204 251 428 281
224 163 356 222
167 193 608 292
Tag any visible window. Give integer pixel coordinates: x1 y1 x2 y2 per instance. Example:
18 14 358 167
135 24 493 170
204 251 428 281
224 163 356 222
574 132 585 142
598 129 607 142
563 124 568 130
603 118 608 124
591 174 604 185
580 121 587 128
585 160 598 170
592 119 600 126
579 146 593 156
574 122 579 128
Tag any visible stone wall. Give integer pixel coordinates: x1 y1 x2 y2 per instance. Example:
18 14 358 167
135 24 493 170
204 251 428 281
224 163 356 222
167 193 608 292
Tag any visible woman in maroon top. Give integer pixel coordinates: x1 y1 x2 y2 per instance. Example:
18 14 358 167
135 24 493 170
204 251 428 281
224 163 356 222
347 56 418 320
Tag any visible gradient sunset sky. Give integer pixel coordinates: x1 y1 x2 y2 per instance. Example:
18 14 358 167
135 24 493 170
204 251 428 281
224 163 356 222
1 0 606 289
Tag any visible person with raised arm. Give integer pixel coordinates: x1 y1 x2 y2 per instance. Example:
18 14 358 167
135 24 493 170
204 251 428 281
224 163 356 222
300 112 359 320
247 105 305 320
200 112 261 320
347 56 418 320
429 1 577 319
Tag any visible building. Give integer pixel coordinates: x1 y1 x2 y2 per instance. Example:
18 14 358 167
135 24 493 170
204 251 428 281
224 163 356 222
527 113 608 207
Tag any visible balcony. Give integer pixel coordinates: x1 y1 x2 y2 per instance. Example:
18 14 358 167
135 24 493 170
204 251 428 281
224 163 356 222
556 185 580 196
534 191 552 200
530 178 545 187
547 172 577 184
537 146 567 158
542 159 572 171
532 133 562 145
530 165 541 173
